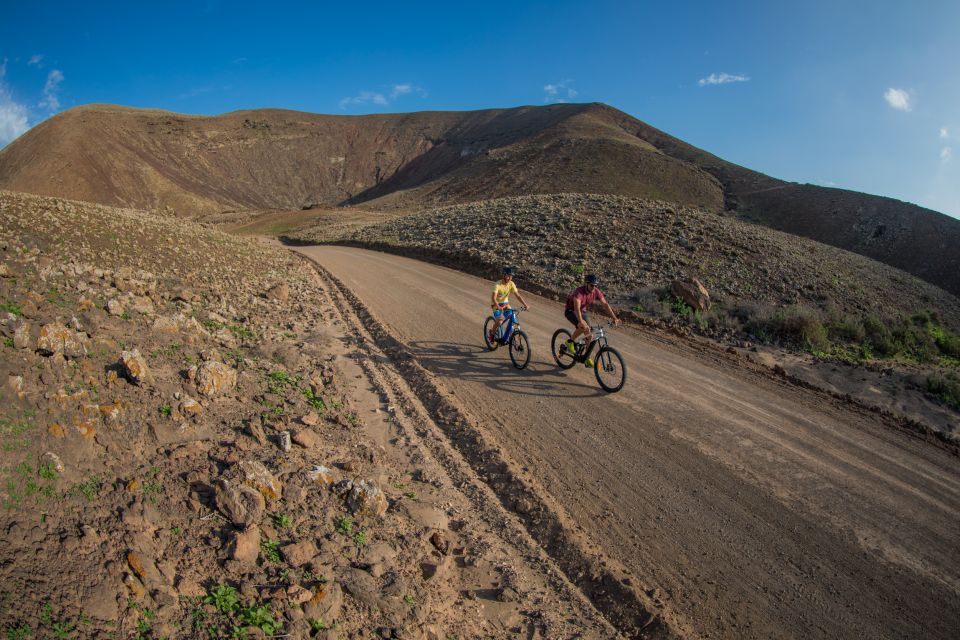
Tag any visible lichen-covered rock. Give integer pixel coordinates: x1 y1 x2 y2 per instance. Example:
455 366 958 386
346 480 388 518
239 460 282 501
215 479 265 528
670 278 712 312
12 321 31 350
106 298 125 316
120 349 150 384
193 360 237 397
36 322 88 358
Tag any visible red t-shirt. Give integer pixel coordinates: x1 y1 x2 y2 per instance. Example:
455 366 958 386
565 285 606 312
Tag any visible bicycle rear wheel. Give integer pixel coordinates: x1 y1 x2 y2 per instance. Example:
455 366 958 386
594 346 626 392
483 316 499 351
509 330 531 369
551 328 577 370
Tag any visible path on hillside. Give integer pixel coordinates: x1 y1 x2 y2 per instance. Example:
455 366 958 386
294 245 960 640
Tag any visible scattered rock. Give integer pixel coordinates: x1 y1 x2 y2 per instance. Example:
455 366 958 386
229 526 261 564
346 480 388 518
265 283 290 302
120 349 150 384
292 428 321 449
308 465 336 487
671 278 711 312
36 321 88 358
302 581 343 623
106 298 125 316
239 460 282 501
192 359 237 397
215 480 266 528
281 539 317 567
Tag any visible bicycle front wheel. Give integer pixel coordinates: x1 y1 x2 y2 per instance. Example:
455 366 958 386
594 346 626 392
483 316 499 351
551 328 577 370
509 330 531 369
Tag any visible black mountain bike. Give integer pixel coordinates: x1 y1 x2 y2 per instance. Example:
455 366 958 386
551 322 626 392
483 307 531 369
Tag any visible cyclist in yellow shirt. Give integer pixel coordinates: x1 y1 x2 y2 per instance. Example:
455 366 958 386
489 267 530 343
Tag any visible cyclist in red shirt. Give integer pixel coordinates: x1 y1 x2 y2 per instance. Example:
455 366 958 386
564 274 620 366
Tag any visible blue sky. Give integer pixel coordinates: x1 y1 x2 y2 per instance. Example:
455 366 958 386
2 0 958 218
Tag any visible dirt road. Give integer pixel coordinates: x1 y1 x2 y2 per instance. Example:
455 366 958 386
295 245 960 639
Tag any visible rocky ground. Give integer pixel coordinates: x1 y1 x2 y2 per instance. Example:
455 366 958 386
0 191 619 639
291 193 960 436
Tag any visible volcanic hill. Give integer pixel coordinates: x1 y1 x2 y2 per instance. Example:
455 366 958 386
1 102 958 295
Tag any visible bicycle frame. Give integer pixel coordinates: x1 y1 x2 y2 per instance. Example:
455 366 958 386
495 308 522 343
578 325 610 361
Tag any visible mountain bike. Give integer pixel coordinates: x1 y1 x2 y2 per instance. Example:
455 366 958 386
483 307 531 369
551 322 626 392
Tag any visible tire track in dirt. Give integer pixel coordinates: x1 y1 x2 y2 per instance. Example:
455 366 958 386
294 251 680 638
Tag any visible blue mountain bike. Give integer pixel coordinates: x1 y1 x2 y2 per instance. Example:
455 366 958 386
483 307 531 369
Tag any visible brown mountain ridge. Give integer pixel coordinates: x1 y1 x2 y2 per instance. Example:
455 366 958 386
1 102 958 296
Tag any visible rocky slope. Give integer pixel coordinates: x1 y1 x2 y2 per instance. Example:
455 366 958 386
2 102 958 296
0 190 620 639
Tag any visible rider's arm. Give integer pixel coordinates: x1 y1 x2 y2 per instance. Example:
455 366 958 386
574 299 587 327
491 288 498 309
516 291 530 309
603 300 621 324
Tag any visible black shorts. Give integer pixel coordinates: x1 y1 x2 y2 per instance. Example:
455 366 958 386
565 309 588 327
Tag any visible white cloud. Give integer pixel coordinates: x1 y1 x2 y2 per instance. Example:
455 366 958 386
28 54 44 67
698 72 750 86
940 127 950 139
38 69 64 110
883 87 911 112
0 60 31 146
544 80 577 103
942 147 953 163
340 83 425 110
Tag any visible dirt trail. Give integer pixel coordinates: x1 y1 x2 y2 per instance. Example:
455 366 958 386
294 245 960 640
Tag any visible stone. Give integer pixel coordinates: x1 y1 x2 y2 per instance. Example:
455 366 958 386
131 296 155 315
287 584 313 605
193 360 237 397
308 465 336 487
239 460 282 501
300 411 320 427
302 581 343 623
179 395 202 416
7 374 24 397
279 430 292 452
0 263 11 278
215 480 266 528
36 322 88 358
106 298 125 316
13 321 31 350
85 580 121 620
292 429 321 449
99 400 123 423
230 526 261 564
120 349 150 385
346 480 388 518
670 278 711 312
265 283 290 302
281 539 317 567
41 451 65 473
428 531 449 555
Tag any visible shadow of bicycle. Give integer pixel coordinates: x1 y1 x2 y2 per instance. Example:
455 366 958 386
407 340 604 399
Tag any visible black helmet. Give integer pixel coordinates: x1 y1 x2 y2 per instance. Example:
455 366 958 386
585 274 599 285
502 267 514 276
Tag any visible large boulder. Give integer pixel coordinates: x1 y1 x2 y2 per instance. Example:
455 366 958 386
192 360 237 397
120 349 150 385
671 278 711 312
346 480 388 518
215 479 266 528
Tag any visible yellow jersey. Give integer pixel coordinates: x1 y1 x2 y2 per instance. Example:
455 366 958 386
493 280 518 306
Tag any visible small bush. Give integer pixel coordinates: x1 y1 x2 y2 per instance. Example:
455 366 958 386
926 372 960 410
749 306 829 352
827 316 866 343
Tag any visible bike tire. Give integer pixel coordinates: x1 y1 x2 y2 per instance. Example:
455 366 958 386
483 316 499 351
509 330 531 370
551 328 577 370
594 346 626 393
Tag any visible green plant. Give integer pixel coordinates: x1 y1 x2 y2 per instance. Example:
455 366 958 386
570 264 585 275
308 618 330 631
239 604 280 635
927 372 960 410
302 387 326 412
204 584 240 614
51 620 75 639
228 324 254 339
631 304 644 313
159 404 172 417
0 302 22 316
261 539 281 563
72 475 101 501
4 625 32 640
267 370 295 394
274 513 292 528
352 530 367 547
171 526 183 536
403 594 415 605
335 516 353 535
404 491 416 499
2 337 12 348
